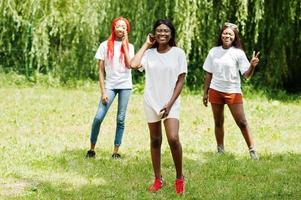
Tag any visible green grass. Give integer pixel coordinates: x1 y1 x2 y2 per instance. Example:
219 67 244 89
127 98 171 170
0 83 301 199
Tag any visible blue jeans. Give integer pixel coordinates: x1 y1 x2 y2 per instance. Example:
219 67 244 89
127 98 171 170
90 89 131 146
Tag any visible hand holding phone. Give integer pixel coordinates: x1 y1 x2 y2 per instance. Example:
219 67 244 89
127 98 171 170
145 33 155 48
148 33 155 42
159 109 165 119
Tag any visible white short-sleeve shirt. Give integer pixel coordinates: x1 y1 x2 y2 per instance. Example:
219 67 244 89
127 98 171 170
140 47 187 115
95 40 135 89
203 46 250 93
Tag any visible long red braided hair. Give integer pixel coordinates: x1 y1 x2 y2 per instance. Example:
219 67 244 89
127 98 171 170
107 17 131 65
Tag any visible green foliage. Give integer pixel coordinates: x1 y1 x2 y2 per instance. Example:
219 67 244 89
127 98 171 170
0 0 300 91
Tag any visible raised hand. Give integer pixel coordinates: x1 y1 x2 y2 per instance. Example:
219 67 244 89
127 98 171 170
122 30 128 47
145 33 156 48
250 51 260 67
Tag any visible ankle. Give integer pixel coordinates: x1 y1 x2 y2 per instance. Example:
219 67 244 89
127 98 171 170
217 144 225 154
176 175 184 180
249 146 256 151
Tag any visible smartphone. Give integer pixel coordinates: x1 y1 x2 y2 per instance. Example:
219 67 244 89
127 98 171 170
159 109 166 119
148 33 155 42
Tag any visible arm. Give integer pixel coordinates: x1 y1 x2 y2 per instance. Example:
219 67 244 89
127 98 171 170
98 60 108 104
122 31 131 68
203 72 212 107
130 34 154 69
160 73 186 118
243 51 260 78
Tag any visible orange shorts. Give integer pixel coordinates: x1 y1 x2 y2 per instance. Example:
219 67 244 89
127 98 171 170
209 88 243 105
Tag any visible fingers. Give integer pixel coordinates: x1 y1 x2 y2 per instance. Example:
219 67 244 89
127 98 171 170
251 58 259 67
147 33 156 45
159 109 167 118
121 30 128 43
159 109 165 118
102 96 108 104
203 95 208 107
203 98 208 107
147 35 152 44
159 106 170 118
122 33 127 41
251 51 260 68
252 51 260 58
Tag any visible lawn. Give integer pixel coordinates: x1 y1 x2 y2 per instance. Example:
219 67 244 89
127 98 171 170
0 84 300 199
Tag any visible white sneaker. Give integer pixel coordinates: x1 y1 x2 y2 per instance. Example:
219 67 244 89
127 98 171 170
217 145 225 154
249 149 259 160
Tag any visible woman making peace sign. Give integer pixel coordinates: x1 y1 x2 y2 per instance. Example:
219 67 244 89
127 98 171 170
202 22 260 160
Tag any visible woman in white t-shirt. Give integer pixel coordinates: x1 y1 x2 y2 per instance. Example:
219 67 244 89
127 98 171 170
130 19 187 195
202 22 260 160
86 17 134 159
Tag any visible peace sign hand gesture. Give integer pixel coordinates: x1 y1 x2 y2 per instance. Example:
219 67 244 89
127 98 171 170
250 51 260 68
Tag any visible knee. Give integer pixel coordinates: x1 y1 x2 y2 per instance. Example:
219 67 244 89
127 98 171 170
151 137 162 149
93 116 102 124
167 136 180 148
117 115 125 126
236 119 248 129
214 120 224 128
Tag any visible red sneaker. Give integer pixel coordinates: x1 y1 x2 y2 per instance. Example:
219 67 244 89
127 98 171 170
148 177 163 192
175 176 185 194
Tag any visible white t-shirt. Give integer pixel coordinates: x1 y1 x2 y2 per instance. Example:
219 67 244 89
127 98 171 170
203 46 250 93
95 40 134 89
140 47 187 114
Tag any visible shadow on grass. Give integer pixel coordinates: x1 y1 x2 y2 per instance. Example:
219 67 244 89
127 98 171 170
12 149 301 200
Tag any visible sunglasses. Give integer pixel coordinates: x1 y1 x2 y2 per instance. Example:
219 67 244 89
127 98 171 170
224 22 238 29
115 24 127 31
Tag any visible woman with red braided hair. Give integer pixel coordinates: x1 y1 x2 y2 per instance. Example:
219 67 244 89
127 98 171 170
86 17 134 159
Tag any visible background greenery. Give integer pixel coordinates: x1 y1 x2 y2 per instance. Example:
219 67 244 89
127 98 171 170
1 1 300 199
1 0 300 91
